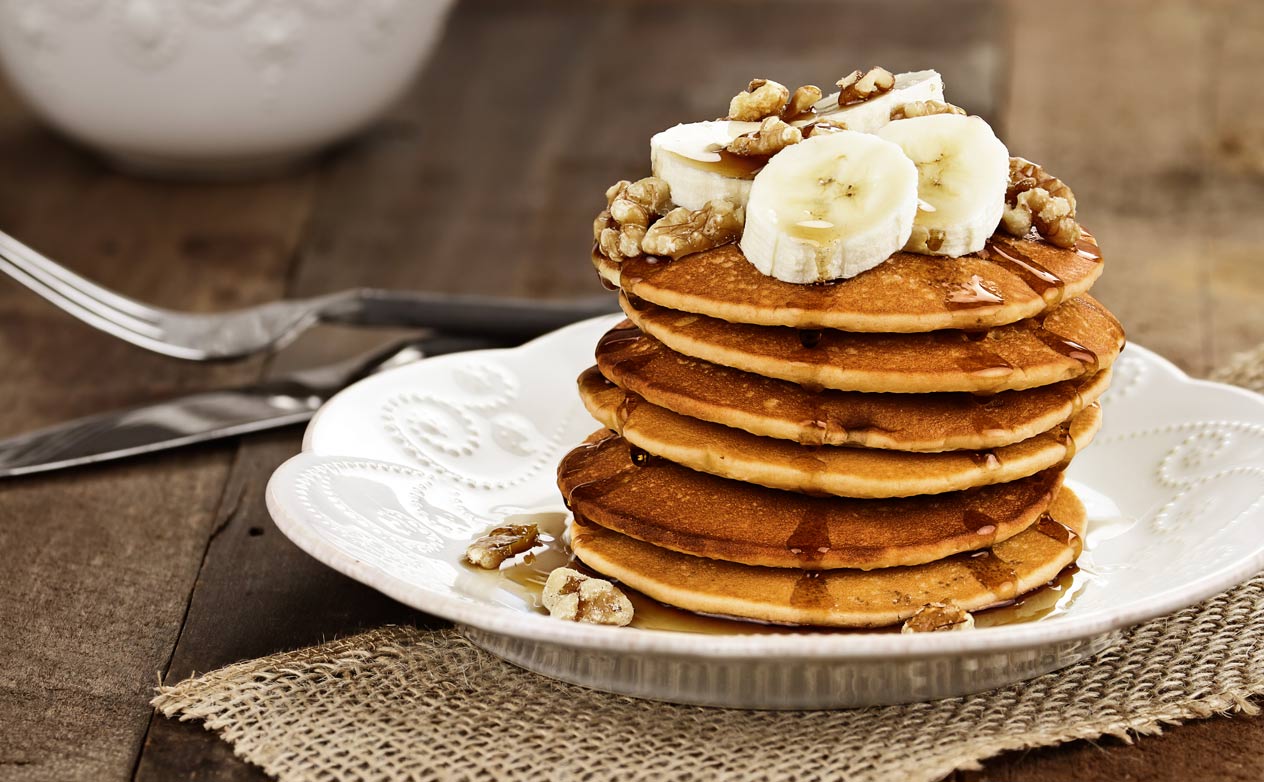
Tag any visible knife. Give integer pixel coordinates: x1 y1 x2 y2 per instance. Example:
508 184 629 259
0 333 502 478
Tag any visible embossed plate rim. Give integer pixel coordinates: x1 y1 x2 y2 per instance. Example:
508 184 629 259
267 315 1264 659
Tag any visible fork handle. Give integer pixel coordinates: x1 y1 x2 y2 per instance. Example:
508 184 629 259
318 289 621 341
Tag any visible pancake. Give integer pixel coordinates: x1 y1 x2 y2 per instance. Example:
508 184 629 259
595 323 1112 451
557 431 1064 570
579 367 1101 498
621 293 1124 394
594 231 1104 332
569 486 1086 628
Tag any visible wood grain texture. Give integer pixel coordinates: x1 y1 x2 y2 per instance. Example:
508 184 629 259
0 0 1259 781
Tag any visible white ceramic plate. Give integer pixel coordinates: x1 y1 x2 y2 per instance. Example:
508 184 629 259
267 315 1264 708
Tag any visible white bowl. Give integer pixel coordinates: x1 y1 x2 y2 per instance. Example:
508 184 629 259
0 0 455 178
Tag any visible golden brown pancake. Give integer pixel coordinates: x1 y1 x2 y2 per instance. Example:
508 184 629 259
569 485 1086 628
621 293 1124 393
558 431 1064 570
578 368 1101 498
594 324 1112 451
594 231 1104 332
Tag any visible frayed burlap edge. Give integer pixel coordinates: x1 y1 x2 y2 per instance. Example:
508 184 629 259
152 351 1264 782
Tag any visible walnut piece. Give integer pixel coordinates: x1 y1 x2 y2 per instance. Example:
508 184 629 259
785 84 823 118
542 567 634 626
900 602 975 634
890 100 966 120
1000 157 1081 248
728 78 790 121
835 67 895 106
641 199 744 260
464 524 539 569
593 176 672 262
726 116 803 157
802 119 849 137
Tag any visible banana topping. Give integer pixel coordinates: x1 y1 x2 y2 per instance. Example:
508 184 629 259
739 131 918 283
876 114 1010 257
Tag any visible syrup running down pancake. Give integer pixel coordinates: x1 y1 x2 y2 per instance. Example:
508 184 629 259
558 431 1065 570
621 293 1124 394
569 482 1086 627
579 366 1101 498
594 230 1103 332
594 323 1112 451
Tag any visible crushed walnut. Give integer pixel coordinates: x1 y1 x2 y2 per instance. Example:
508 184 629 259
900 602 976 634
642 199 744 260
835 67 895 106
726 116 802 157
728 78 791 121
785 84 823 117
802 119 849 138
542 567 634 626
593 176 672 262
890 100 966 120
464 524 539 570
1001 157 1081 248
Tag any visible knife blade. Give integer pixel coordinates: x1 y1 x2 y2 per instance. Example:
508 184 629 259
0 333 501 478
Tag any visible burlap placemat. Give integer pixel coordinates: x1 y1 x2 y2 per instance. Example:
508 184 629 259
153 348 1264 782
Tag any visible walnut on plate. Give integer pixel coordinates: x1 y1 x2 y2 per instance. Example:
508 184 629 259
890 100 966 120
835 66 895 106
542 567 634 626
726 116 803 157
464 524 539 569
728 78 791 121
593 176 672 262
1000 157 1081 248
900 602 975 633
641 199 744 260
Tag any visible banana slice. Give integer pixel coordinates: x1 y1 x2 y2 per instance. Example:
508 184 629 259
875 114 1009 257
800 70 944 134
739 131 918 283
650 120 763 211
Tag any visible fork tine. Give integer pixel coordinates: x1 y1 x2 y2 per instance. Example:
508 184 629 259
0 234 166 339
0 254 167 343
0 230 163 322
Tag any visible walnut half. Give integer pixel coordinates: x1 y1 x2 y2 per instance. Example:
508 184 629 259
726 116 802 157
835 67 895 106
594 176 672 262
728 78 790 121
641 199 744 260
542 567 634 626
900 602 976 633
1001 157 1081 248
465 524 539 569
890 100 966 120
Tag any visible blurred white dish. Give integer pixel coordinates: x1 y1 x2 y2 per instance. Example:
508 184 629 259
266 316 1264 708
0 0 455 178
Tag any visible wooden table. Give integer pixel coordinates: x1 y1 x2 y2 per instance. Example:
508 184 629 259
2 1 1261 779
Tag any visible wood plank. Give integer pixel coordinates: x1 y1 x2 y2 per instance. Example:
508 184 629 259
0 79 316 780
133 1 1004 780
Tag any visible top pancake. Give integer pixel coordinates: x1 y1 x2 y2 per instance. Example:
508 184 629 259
594 230 1104 332
622 293 1125 394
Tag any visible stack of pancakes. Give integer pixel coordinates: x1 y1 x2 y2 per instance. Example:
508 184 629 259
558 232 1124 627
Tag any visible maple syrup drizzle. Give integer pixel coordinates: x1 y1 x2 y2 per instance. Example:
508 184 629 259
1031 317 1101 376
785 504 832 565
981 238 1066 305
961 508 1000 544
962 550 1020 601
789 571 833 611
932 330 1014 377
969 450 1001 469
670 149 768 180
629 444 653 467
944 273 1005 310
799 328 824 349
1033 512 1078 547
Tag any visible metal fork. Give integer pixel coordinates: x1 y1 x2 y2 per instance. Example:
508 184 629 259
0 229 618 361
